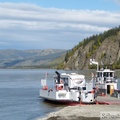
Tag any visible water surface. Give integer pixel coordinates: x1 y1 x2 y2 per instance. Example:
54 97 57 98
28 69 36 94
0 69 120 120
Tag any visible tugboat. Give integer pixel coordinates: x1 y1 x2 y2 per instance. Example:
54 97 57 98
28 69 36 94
90 59 118 96
40 71 96 104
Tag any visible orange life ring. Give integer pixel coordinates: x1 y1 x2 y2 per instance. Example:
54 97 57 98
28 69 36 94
43 85 48 90
59 86 63 90
56 85 63 90
56 85 59 90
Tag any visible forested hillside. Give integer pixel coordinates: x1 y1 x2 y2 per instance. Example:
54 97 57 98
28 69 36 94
58 26 120 70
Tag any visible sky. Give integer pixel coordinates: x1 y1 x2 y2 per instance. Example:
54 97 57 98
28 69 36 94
0 0 120 50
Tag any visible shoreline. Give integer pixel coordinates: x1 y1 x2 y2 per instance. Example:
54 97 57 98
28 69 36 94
47 116 100 120
37 105 120 120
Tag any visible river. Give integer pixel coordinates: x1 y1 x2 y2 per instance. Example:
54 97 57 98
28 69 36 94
0 69 120 120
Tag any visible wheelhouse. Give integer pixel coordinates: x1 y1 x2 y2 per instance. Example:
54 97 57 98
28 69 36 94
96 69 116 84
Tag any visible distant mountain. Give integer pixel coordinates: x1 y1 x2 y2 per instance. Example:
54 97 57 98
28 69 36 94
58 26 120 70
0 49 66 68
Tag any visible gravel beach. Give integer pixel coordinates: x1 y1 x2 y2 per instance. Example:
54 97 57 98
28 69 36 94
37 105 120 120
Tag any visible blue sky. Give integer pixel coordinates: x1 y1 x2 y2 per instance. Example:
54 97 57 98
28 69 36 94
0 0 120 10
0 0 120 50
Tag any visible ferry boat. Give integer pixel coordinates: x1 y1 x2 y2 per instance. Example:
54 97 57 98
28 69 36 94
39 71 96 104
90 59 118 96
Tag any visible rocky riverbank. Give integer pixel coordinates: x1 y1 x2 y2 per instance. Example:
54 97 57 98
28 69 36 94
37 105 120 120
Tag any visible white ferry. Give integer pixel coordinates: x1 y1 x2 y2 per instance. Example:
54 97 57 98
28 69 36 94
39 71 96 104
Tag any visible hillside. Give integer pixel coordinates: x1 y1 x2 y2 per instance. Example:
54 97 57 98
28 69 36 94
0 49 66 68
58 26 120 70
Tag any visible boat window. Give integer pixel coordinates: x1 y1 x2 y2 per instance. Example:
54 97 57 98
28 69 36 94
61 77 68 85
100 72 102 77
97 72 102 77
54 77 59 84
54 77 58 84
110 72 113 77
103 72 109 77
82 87 86 90
97 73 99 77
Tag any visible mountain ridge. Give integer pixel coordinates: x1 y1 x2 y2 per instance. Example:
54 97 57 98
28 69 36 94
0 49 66 68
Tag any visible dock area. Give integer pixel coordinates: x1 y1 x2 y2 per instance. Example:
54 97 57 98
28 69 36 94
96 95 120 105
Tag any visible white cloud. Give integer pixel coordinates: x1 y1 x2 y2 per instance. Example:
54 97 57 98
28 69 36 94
0 2 120 49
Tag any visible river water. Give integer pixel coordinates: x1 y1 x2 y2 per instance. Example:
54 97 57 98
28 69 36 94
0 69 120 120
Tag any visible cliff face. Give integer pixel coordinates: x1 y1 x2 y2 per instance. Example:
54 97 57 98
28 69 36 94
95 34 120 65
63 31 120 70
